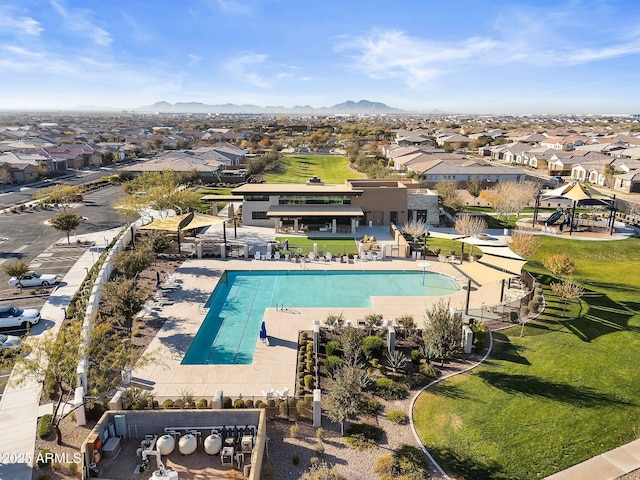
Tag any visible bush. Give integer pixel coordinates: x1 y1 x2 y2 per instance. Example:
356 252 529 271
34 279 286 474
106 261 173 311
292 454 300 465
315 427 325 440
420 362 439 379
314 441 325 456
306 342 314 354
371 358 379 367
529 298 540 312
233 398 245 408
362 397 384 416
324 355 342 377
470 321 489 352
37 448 52 467
520 305 531 319
304 374 314 389
196 399 208 409
374 454 396 476
162 399 174 409
345 423 384 450
345 433 377 450
386 410 409 425
290 423 299 438
244 399 254 408
222 397 232 409
410 349 422 365
362 335 384 360
38 414 52 439
325 340 342 357
374 378 407 400
379 364 388 375
306 359 314 372
256 401 267 408
267 399 276 408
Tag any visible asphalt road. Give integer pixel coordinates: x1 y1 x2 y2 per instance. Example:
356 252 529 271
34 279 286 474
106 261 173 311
0 184 138 321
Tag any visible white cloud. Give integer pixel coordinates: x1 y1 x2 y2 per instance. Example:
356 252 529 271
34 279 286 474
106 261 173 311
215 0 255 16
50 0 112 46
188 54 203 67
0 7 43 36
223 52 272 88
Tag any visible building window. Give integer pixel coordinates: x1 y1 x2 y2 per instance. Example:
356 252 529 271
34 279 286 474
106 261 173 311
245 195 269 201
252 211 268 220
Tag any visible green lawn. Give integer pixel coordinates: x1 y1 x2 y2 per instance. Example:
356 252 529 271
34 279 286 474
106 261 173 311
275 236 359 256
264 155 364 184
413 236 640 479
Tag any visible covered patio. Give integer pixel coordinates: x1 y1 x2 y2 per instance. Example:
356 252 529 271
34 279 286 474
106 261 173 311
266 204 364 235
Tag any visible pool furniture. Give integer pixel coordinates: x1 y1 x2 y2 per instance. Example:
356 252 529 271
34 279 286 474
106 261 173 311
254 251 260 260
325 252 332 262
274 251 281 260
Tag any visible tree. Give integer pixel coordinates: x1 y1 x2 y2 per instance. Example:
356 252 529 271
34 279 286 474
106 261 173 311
12 322 81 445
543 253 576 279
363 313 384 336
603 163 616 190
100 278 146 329
338 326 365 365
436 181 464 216
324 362 370 435
35 184 83 208
422 299 463 366
466 178 483 200
402 219 428 251
550 280 584 316
50 210 82 244
113 248 155 278
508 228 539 258
2 260 30 289
480 181 538 224
455 213 487 261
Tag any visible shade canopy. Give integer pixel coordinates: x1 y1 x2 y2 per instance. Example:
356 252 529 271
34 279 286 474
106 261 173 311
541 181 613 206
139 212 226 233
454 244 527 286
454 262 519 286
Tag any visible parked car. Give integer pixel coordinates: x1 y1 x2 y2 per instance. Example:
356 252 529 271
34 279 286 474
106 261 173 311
9 272 59 288
551 176 565 184
0 306 41 328
0 333 22 350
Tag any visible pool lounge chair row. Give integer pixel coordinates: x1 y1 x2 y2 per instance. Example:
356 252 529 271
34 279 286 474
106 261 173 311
253 250 385 261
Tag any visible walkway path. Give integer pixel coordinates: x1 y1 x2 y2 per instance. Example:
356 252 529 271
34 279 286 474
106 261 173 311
0 228 122 480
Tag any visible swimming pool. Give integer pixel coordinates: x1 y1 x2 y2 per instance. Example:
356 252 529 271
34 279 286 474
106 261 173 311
182 270 460 365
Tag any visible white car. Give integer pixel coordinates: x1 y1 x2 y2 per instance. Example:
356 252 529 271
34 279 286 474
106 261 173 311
0 333 22 350
9 272 59 288
0 306 41 328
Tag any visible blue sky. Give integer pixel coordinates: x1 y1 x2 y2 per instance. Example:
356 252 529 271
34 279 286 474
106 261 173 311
1 0 640 113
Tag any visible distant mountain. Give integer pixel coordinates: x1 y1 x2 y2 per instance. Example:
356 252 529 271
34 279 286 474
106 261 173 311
136 99 407 114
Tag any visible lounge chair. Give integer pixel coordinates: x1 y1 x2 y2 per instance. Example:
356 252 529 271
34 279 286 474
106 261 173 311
325 252 332 262
360 252 367 261
254 251 261 260
308 252 315 261
274 251 281 260
265 252 272 260
376 251 383 261
366 251 373 261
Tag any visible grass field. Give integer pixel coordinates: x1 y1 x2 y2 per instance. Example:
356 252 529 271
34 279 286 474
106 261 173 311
413 236 640 479
264 155 364 184
275 236 358 256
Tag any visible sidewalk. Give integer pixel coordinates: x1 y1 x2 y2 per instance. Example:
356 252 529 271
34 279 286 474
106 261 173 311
0 228 122 480
545 440 640 479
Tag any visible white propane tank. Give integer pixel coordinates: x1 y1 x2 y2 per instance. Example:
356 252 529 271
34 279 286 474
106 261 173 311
150 469 179 480
203 434 222 455
156 435 175 455
178 433 197 455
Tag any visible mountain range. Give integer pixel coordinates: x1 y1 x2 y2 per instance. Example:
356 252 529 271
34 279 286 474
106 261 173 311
136 99 408 114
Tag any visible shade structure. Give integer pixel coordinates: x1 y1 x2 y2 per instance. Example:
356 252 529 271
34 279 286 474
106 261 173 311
477 254 528 276
139 212 226 232
477 245 525 260
454 262 519 286
541 181 612 205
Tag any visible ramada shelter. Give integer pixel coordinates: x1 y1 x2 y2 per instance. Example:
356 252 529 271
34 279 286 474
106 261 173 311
232 177 439 235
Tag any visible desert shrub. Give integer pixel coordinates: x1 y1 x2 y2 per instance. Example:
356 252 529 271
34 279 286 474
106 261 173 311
374 454 396 476
279 399 294 416
304 374 314 389
470 321 489 352
386 410 409 425
223 397 232 408
37 449 51 467
290 423 299 438
315 427 325 440
362 335 384 360
371 358 379 367
367 366 374 375
38 414 52 438
325 340 342 357
410 349 422 365
314 441 325 456
292 454 300 465
345 423 384 450
306 342 314 354
196 399 208 409
420 362 439 378
520 305 531 319
529 298 540 312
300 332 309 343
256 401 267 408
244 399 254 408
379 364 388 375
374 378 407 400
324 355 342 377
233 398 245 408
362 397 384 416
306 359 314 372
68 461 79 475
163 399 174 409
266 399 276 408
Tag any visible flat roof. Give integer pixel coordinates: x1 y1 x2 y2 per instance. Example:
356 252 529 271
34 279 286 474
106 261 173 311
232 183 362 196
266 204 364 217
200 194 244 201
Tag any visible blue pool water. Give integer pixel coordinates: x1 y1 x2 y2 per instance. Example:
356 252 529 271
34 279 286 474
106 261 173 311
182 270 460 365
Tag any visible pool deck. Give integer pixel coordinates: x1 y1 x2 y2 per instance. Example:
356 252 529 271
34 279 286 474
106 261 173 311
130 254 511 401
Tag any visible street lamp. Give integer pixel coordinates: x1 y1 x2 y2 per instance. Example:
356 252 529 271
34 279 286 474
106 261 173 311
418 262 431 286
